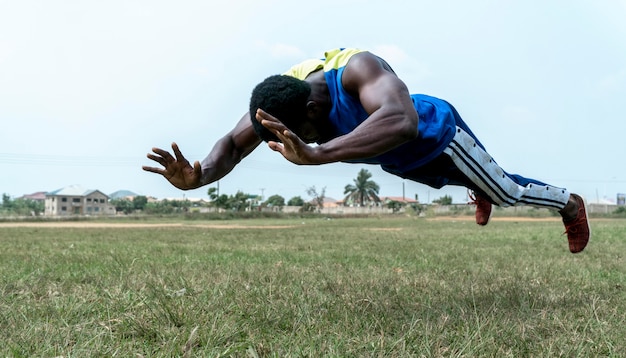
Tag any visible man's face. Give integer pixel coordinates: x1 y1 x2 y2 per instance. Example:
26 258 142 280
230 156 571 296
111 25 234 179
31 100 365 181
293 103 331 144
294 120 320 143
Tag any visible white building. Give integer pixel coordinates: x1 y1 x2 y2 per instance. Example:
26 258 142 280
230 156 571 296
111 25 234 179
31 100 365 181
45 185 115 216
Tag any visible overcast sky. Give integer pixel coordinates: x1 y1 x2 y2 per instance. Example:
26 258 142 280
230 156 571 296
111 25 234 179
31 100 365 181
1 0 625 204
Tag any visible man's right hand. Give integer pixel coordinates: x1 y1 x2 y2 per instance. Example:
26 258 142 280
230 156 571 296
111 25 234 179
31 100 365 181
142 142 202 190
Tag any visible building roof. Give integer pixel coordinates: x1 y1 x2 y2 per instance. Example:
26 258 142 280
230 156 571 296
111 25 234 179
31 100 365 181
380 196 419 203
46 185 108 198
109 190 139 199
161 197 208 202
19 191 47 201
308 197 341 208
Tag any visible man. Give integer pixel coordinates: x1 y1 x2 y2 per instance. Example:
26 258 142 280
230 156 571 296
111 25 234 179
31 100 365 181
143 48 590 253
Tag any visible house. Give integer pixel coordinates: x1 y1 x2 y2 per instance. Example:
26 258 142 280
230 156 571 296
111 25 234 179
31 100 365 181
310 197 341 208
379 196 419 205
18 191 47 202
109 190 158 204
45 185 115 216
109 189 139 200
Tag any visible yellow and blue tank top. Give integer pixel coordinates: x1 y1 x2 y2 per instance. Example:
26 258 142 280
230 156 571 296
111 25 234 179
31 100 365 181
284 48 456 174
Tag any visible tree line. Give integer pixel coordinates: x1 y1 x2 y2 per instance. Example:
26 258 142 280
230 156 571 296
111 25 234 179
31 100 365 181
109 168 384 214
1 168 426 216
1 194 44 216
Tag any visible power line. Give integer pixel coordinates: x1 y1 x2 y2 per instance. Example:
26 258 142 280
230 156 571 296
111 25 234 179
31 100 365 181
0 153 140 167
1 152 625 184
0 152 359 178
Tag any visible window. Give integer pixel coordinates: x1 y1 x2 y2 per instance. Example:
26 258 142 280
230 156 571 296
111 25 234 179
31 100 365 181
61 206 67 211
99 199 105 203
61 197 67 202
87 198 92 202
72 198 80 203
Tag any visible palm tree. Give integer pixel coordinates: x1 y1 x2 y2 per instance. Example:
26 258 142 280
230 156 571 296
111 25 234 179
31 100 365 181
343 169 380 206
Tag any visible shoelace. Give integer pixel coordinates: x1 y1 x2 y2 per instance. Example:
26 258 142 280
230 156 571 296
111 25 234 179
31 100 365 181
562 204 586 238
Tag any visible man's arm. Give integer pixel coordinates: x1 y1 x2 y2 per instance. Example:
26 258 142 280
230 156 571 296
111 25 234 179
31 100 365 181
142 113 261 190
259 51 418 165
198 113 261 185
316 52 418 161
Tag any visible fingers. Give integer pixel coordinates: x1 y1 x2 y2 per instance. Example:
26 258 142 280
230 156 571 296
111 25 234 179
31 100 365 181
280 129 298 142
142 165 166 175
256 109 301 145
257 111 291 141
256 108 279 123
256 109 285 130
146 152 167 167
171 142 186 161
144 145 180 172
261 120 284 132
150 147 173 159
145 144 186 165
193 160 202 175
267 141 284 154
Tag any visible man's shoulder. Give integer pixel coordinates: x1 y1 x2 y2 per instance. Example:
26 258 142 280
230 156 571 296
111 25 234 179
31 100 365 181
323 48 365 72
283 59 324 80
282 48 367 80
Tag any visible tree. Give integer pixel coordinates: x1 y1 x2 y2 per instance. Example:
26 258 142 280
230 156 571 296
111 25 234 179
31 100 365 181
208 187 226 210
287 196 304 206
213 194 230 209
209 188 260 211
433 195 453 205
386 200 403 213
2 193 11 210
207 187 219 200
229 191 253 211
212 194 230 210
142 198 192 214
0 195 44 216
111 198 134 214
144 200 175 214
22 198 44 216
343 168 380 206
132 196 148 211
264 194 285 207
306 186 326 212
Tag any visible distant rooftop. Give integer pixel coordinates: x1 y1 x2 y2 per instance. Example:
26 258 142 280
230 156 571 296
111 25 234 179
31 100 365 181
19 191 47 200
47 185 100 197
109 190 139 199
380 196 419 203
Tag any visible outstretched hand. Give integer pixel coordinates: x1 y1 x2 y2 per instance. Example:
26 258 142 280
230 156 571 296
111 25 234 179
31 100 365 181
256 109 318 165
142 143 202 190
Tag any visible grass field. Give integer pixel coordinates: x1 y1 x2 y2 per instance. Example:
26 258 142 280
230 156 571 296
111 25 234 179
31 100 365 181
0 216 625 357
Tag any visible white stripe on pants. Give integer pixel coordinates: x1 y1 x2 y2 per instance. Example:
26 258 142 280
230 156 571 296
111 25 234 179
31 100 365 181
443 126 569 209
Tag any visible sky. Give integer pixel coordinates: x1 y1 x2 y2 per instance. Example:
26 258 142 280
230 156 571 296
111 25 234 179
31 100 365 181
1 0 625 204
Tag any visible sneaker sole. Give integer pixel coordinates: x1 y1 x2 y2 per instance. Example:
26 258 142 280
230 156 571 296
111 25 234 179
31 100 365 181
572 194 591 253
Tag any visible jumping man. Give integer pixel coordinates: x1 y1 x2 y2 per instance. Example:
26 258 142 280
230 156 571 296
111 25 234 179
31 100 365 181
143 48 590 253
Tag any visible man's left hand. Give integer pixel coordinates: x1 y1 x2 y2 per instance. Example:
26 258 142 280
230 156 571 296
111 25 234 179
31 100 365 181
256 109 318 165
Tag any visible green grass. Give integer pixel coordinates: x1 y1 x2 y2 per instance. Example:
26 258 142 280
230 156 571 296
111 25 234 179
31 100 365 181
0 217 625 357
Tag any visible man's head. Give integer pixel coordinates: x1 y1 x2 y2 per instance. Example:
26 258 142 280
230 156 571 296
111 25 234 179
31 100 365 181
249 75 312 143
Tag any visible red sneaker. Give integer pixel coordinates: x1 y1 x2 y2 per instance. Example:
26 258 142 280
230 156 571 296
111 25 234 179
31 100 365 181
563 194 590 253
468 191 492 226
